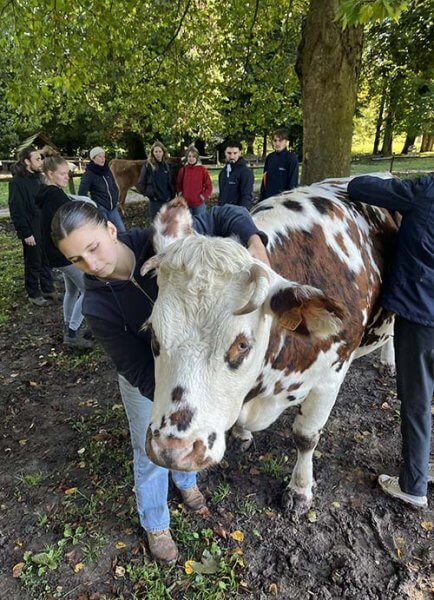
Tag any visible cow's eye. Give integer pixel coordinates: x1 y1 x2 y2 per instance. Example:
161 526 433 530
238 341 250 352
225 334 252 370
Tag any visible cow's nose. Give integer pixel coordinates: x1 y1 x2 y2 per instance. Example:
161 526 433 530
145 428 211 471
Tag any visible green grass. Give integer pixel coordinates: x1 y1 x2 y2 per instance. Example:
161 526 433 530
0 229 23 324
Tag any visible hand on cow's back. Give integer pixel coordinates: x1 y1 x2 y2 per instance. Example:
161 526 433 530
247 234 270 267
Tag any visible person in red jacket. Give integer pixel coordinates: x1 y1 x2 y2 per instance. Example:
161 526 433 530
176 146 212 216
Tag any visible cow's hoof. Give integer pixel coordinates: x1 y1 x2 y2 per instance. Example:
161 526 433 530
281 488 312 518
230 426 253 452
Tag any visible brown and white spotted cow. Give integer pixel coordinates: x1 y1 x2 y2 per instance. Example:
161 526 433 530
141 175 398 513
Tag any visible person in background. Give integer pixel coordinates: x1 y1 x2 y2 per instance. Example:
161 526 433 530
218 140 254 210
50 199 269 563
348 174 434 508
176 146 212 216
78 147 125 232
35 156 93 349
8 146 55 307
137 141 175 221
259 128 298 201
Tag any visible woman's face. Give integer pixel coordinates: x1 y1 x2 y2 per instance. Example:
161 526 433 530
187 152 197 165
152 146 164 162
58 221 119 278
92 152 106 166
46 164 70 188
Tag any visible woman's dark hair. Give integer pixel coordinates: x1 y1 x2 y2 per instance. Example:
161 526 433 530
43 155 68 176
11 145 40 177
51 201 107 248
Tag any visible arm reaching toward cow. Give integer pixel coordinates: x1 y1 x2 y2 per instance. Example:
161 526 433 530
347 175 429 213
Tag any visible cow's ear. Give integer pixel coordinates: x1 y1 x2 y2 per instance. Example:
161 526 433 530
267 282 345 340
152 197 193 254
140 254 164 276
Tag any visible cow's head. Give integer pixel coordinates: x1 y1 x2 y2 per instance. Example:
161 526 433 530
143 235 344 472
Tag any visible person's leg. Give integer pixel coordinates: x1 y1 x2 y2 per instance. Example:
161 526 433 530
190 204 206 217
60 269 76 326
394 317 433 497
62 265 85 332
39 250 55 295
117 374 171 532
23 242 43 298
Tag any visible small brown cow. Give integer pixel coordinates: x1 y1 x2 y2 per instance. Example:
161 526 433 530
109 159 146 213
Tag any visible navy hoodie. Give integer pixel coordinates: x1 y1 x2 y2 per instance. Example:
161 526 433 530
82 205 268 399
218 158 254 210
259 148 298 200
348 175 434 326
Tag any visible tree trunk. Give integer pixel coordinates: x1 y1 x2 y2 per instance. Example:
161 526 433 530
245 133 255 155
373 81 387 155
401 133 416 155
380 75 403 156
296 0 363 184
420 133 434 152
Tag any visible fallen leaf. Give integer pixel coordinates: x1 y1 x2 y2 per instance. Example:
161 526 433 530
12 562 24 578
230 530 244 542
29 381 39 387
77 448 86 455
331 501 341 508
381 402 391 410
230 547 244 556
115 541 126 550
64 487 77 495
420 521 433 532
269 583 278 595
114 565 125 578
73 562 84 573
184 560 194 575
18 439 28 446
184 551 219 574
314 450 322 458
112 403 123 410
307 510 317 523
249 467 260 476
214 525 227 539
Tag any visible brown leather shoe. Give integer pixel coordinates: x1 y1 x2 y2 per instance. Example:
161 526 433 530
180 485 208 515
146 529 178 564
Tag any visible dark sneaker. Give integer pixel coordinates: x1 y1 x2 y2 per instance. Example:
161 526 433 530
29 296 50 307
378 474 427 508
42 291 58 301
146 529 178 564
63 333 94 350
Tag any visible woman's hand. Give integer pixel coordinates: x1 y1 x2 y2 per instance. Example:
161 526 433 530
247 234 270 267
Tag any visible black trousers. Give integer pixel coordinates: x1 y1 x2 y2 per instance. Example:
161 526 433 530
394 316 433 496
22 241 54 298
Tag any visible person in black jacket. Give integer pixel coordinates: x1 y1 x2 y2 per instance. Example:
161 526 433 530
78 147 125 232
137 141 175 221
8 146 55 306
259 128 298 201
35 156 93 349
218 140 254 210
348 175 434 508
51 199 269 563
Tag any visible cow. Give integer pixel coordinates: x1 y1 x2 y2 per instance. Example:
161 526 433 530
140 175 398 514
109 159 146 213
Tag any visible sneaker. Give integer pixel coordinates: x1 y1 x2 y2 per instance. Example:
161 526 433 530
146 529 178 564
42 291 58 301
180 485 208 514
29 296 50 307
63 333 94 350
428 463 434 484
378 474 427 508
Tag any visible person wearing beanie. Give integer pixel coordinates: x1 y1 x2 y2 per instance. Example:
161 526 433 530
78 147 125 232
176 146 212 216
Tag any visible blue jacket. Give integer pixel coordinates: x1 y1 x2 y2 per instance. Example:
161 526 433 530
347 175 434 326
82 205 268 398
78 162 119 211
260 148 298 200
218 158 254 210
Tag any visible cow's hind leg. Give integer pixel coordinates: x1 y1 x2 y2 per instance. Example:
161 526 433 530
283 386 340 516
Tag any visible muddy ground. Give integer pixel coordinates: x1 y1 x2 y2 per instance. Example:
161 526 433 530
0 202 432 599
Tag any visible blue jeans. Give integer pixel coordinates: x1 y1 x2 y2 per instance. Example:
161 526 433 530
118 375 197 532
190 204 206 217
58 264 85 331
99 206 126 232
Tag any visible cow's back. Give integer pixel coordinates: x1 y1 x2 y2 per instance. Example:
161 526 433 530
251 180 397 373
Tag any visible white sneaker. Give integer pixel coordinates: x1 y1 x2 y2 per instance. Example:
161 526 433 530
378 474 427 508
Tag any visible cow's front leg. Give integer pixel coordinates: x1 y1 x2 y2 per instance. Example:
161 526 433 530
284 386 340 516
379 336 395 376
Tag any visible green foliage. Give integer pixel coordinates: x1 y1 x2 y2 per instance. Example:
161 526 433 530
337 0 410 27
0 229 23 325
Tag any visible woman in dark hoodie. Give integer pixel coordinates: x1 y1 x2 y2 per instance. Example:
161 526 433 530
78 147 125 232
36 156 93 349
137 141 175 221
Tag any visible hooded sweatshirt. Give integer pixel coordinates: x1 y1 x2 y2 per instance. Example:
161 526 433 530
218 158 254 210
78 161 119 210
82 204 268 399
35 185 70 268
8 171 43 240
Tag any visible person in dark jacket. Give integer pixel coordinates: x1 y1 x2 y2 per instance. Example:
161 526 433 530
78 147 125 232
8 146 55 306
36 156 93 349
259 128 298 200
137 141 175 221
51 199 269 563
218 140 254 210
348 174 434 508
176 146 212 216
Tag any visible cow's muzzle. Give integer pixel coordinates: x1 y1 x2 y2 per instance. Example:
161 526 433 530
145 427 213 471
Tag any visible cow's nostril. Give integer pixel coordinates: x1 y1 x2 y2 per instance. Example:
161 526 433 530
153 429 160 438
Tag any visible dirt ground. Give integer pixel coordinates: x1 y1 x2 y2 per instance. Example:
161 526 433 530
0 203 432 599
